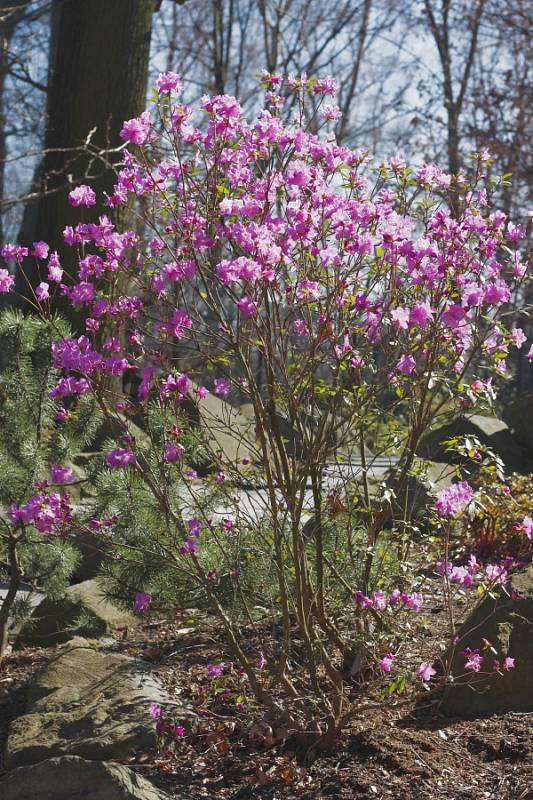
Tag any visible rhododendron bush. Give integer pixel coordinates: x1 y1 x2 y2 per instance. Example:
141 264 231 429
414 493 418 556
1 72 530 742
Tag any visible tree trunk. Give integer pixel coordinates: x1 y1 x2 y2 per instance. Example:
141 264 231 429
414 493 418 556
16 0 157 327
0 1 31 246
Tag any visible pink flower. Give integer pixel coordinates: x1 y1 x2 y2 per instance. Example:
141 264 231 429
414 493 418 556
320 104 342 121
462 648 483 672
296 280 320 301
390 307 410 330
36 282 50 302
293 319 308 336
372 590 387 610
416 662 436 682
521 516 533 540
149 702 163 720
68 184 96 207
396 354 416 376
0 269 14 293
106 448 136 468
51 465 74 484
155 71 181 93
237 296 258 317
2 243 28 262
379 653 395 673
32 241 49 259
214 377 230 396
410 302 433 328
257 653 267 670
354 590 373 609
435 481 473 517
164 442 184 463
503 657 515 670
510 328 527 349
47 252 63 283
405 592 424 612
134 592 152 613
207 663 225 678
120 111 152 145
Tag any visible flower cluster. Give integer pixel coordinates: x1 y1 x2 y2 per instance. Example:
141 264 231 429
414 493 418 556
435 481 473 518
354 588 424 612
8 486 74 535
149 702 185 739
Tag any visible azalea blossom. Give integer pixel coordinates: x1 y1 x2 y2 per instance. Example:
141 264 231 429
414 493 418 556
416 662 436 682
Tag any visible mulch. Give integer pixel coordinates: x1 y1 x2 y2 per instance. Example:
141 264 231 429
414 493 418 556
1 606 532 800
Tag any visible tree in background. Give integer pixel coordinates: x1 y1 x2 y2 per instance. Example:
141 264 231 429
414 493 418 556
14 0 158 321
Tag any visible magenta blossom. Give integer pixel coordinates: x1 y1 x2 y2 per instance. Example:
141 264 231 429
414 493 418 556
214 377 231 396
51 465 74 484
416 662 436 682
521 516 533 540
207 662 225 678
379 653 395 673
0 269 14 293
396 354 416 376
35 282 50 302
106 448 136 468
435 481 473 517
155 71 181 93
68 184 96 207
32 240 49 259
134 592 152 613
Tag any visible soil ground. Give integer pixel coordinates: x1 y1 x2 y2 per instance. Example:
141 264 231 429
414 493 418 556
1 599 532 800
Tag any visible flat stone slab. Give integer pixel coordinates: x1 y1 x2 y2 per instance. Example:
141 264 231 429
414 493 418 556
0 755 170 800
6 637 189 769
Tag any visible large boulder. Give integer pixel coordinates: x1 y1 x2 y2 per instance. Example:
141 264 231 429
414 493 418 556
441 564 533 716
0 756 170 800
502 393 533 461
5 637 189 769
417 414 531 473
15 579 137 648
183 386 257 467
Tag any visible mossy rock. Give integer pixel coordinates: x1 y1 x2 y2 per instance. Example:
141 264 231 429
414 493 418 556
6 638 189 769
0 756 170 800
15 579 137 648
441 564 533 716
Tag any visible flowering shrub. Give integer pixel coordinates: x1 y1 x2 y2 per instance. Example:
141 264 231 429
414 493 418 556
1 72 530 741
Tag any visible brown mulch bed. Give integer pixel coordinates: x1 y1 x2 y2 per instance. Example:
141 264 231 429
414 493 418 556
1 608 532 800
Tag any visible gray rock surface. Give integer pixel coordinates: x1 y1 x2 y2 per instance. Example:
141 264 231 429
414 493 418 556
6 637 187 768
502 393 533 461
441 564 533 716
418 414 531 473
0 756 170 800
16 579 137 647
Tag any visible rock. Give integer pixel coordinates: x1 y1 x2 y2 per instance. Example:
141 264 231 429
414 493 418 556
0 756 170 800
69 527 107 583
441 564 533 716
417 414 530 473
502 393 533 461
183 385 257 467
16 579 137 648
388 460 456 522
91 412 150 452
5 637 188 768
